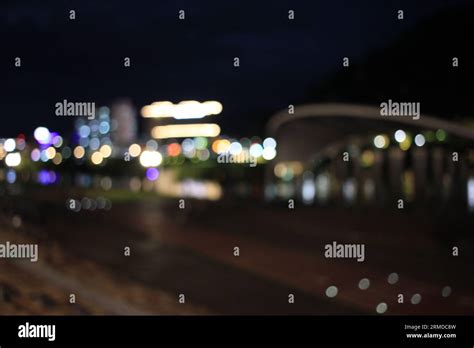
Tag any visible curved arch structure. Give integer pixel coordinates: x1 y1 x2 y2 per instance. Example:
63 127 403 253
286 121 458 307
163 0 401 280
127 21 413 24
267 103 474 141
266 103 474 163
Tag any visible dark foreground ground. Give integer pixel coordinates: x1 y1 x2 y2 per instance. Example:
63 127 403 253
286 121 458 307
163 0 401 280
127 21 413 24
1 186 473 315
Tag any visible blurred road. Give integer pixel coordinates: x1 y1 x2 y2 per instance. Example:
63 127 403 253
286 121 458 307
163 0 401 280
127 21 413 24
1 188 474 315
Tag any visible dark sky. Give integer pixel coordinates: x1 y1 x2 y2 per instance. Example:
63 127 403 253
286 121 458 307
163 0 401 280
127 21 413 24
0 0 466 138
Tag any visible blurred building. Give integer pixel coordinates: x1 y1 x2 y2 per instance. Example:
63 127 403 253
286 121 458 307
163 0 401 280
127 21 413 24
110 99 138 148
74 106 113 155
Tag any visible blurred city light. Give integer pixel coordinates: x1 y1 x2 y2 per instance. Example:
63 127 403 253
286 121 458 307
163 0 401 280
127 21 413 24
316 173 330 202
146 140 158 151
128 144 141 157
6 169 16 183
90 138 100 150
46 147 56 160
342 178 357 204
361 150 375 167
16 138 26 151
34 127 51 144
79 125 91 138
394 130 407 143
30 148 41 162
62 147 72 159
399 135 412 151
179 180 222 200
249 143 263 158
139 150 163 167
52 153 63 165
146 167 160 181
73 146 85 159
151 124 221 139
229 142 242 155
262 147 277 160
468 177 474 212
38 170 57 185
167 143 181 157
196 149 210 161
414 134 426 147
194 137 208 150
302 171 316 204
100 144 112 158
91 151 104 165
5 152 22 167
181 139 196 158
4 138 16 152
52 135 63 148
436 129 447 141
213 139 231 154
263 137 277 149
141 100 223 119
373 134 389 149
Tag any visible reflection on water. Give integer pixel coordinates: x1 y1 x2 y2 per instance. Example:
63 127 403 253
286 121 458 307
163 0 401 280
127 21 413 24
468 177 474 212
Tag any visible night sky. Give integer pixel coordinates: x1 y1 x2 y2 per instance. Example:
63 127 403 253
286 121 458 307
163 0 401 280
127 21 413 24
0 0 467 137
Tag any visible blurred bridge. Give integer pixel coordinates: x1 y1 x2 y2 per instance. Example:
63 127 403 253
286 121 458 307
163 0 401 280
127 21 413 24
265 103 474 215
